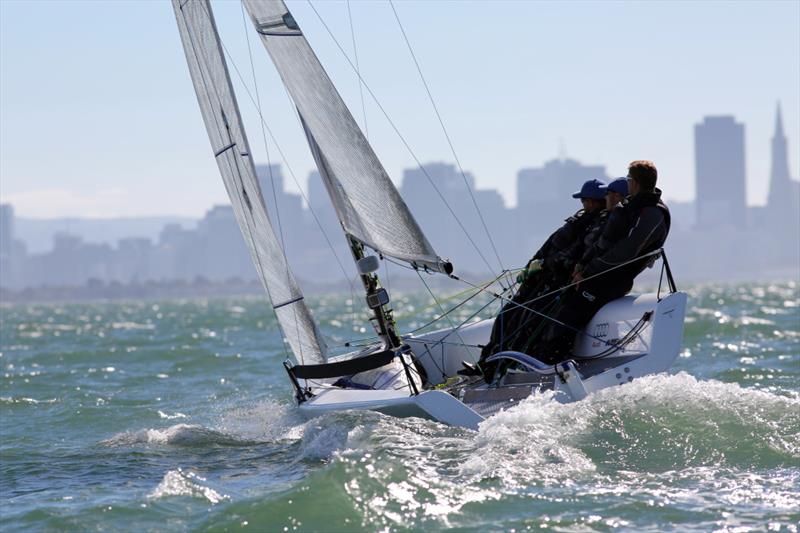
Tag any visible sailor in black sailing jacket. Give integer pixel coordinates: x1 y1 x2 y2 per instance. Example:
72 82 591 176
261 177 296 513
504 177 630 358
474 179 607 373
574 176 630 277
533 160 671 364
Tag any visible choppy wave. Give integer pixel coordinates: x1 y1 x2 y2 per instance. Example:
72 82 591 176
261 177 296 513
102 424 253 447
103 400 306 448
271 372 800 530
2 283 798 532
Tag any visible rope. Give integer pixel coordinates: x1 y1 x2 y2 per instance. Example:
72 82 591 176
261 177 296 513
451 248 666 347
388 0 505 276
415 270 471 353
305 0 499 277
405 271 508 333
346 0 369 138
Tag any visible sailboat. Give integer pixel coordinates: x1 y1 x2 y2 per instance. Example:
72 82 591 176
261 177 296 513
171 0 688 430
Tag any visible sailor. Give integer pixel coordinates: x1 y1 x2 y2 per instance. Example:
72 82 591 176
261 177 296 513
573 176 629 277
473 178 606 375
518 178 607 287
533 160 671 364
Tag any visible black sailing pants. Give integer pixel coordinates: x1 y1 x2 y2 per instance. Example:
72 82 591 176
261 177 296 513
533 275 633 364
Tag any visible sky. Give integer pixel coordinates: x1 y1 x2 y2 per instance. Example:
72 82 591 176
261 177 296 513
1 0 798 219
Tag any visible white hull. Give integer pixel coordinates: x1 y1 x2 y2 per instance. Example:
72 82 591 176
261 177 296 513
295 291 688 429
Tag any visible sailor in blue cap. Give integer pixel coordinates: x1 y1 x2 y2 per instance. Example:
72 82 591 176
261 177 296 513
471 178 607 375
533 160 671 365
574 177 630 282
599 177 629 212
572 178 607 204
520 178 606 281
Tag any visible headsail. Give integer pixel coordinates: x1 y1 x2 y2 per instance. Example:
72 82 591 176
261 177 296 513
243 0 452 274
172 0 327 363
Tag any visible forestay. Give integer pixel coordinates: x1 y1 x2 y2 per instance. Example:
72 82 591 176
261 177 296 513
172 0 327 364
243 0 452 274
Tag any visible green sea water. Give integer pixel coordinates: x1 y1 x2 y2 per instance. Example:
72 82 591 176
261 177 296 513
1 281 798 532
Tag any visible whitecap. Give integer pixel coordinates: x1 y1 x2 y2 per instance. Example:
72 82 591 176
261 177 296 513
110 321 155 330
158 410 187 420
0 396 58 405
148 469 228 504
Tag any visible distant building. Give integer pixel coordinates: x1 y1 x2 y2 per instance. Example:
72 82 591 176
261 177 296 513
0 204 12 258
0 204 29 289
694 116 747 229
255 164 284 217
196 205 254 281
516 159 608 260
115 237 153 282
765 103 799 227
401 162 511 272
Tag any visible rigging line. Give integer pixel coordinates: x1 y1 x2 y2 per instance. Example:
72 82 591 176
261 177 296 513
407 271 507 334
388 0 505 275
219 1 358 323
415 269 471 352
417 283 508 358
180 1 292 361
246 3 361 332
459 247 665 315
305 0 498 276
346 0 369 138
407 283 488 335
240 2 286 256
452 248 667 346
239 2 304 362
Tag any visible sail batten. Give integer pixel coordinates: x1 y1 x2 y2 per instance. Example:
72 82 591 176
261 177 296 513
172 0 327 364
243 0 451 274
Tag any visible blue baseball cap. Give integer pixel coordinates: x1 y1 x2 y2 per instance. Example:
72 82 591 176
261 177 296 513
572 179 606 200
599 177 629 196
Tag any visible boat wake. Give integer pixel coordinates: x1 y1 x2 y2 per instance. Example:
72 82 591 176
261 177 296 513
468 371 800 484
96 373 799 530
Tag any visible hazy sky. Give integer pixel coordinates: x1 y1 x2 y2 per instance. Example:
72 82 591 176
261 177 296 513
1 0 798 219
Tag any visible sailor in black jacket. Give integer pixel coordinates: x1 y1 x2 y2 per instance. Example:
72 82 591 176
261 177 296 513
574 176 630 276
533 161 671 364
476 179 606 372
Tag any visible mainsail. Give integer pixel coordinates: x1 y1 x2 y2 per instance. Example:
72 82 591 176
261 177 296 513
243 0 452 274
172 0 327 364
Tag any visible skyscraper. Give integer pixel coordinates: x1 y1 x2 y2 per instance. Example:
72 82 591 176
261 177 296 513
694 116 747 229
0 204 13 259
766 103 798 224
517 158 608 227
0 204 14 287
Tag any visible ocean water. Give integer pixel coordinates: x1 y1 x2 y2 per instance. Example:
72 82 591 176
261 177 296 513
1 281 798 532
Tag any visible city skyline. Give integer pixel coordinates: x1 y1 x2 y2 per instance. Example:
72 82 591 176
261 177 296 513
1 0 798 219
2 104 796 223
2 105 798 292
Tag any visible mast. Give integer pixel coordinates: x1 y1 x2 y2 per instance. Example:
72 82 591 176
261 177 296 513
299 114 401 348
348 237 401 349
